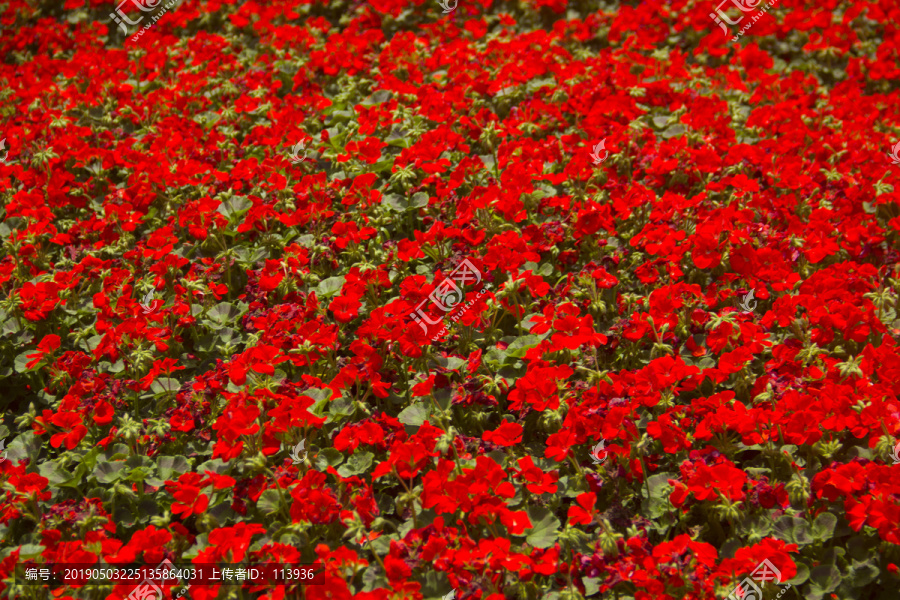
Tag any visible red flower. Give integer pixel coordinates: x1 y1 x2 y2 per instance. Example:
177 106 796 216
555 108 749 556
508 364 573 412
646 414 690 453
677 460 748 504
411 375 435 397
567 492 597 526
690 224 722 270
329 295 361 323
372 438 433 479
25 333 61 369
338 137 386 164
207 522 266 562
384 554 411 581
483 422 523 447
305 575 353 600
514 456 558 494
92 400 114 425
165 473 210 518
15 473 50 497
592 267 619 288
49 412 87 450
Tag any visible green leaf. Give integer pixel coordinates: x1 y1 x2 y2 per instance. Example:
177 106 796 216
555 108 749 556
506 335 542 358
13 544 45 559
410 192 429 208
313 448 344 470
483 347 507 369
93 461 126 484
382 193 409 212
417 570 448 599
13 431 46 467
181 533 208 560
660 124 686 139
216 196 252 220
362 90 392 106
193 111 222 129
304 388 332 417
0 310 23 337
157 455 190 481
642 473 673 519
696 356 717 369
371 159 395 174
150 377 181 394
811 512 837 541
316 276 345 298
525 77 556 93
195 458 229 474
256 489 283 516
535 263 554 277
105 443 131 461
645 473 673 497
786 562 809 585
651 115 671 129
207 302 242 326
525 507 560 549
434 356 466 371
338 452 374 477
741 513 775 541
80 334 103 353
397 402 431 427
328 394 354 419
432 387 452 411
843 558 879 588
13 350 38 373
0 217 23 238
39 459 87 490
583 577 601 597
773 516 813 546
124 454 151 469
125 467 152 482
809 565 841 594
295 234 315 248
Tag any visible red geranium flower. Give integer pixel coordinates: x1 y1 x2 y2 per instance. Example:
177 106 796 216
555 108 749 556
483 422 523 447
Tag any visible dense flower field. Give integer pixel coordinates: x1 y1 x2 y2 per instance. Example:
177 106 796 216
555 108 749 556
2 0 900 598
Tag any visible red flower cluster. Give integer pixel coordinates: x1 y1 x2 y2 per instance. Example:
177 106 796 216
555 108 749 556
1 0 900 598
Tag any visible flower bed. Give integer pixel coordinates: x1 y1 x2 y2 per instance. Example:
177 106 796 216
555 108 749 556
1 0 899 599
